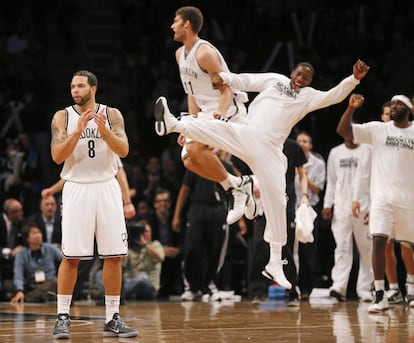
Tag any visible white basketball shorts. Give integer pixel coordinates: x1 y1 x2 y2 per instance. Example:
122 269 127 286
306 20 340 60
369 200 414 244
61 178 128 259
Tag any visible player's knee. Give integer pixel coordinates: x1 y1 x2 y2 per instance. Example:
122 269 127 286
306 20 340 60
183 155 193 170
186 142 200 156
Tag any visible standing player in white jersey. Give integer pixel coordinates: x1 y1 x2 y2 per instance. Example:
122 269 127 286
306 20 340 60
337 93 414 313
154 59 370 289
50 70 137 339
169 6 256 224
322 138 373 302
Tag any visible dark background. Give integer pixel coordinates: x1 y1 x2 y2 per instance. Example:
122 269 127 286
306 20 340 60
1 0 413 188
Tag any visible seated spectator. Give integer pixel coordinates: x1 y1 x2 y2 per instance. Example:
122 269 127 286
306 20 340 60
146 188 183 298
122 220 164 300
0 198 25 300
25 195 62 246
10 222 62 303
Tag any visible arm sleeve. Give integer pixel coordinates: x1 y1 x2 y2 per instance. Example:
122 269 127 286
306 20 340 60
306 75 360 113
323 151 336 208
352 145 371 203
352 123 373 144
219 72 284 93
13 250 26 291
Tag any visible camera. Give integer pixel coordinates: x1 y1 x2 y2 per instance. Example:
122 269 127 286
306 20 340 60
127 222 146 241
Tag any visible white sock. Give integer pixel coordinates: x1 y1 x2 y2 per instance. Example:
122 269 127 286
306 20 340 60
219 174 241 191
389 283 399 290
374 280 385 291
269 243 282 263
57 294 72 315
105 295 120 323
406 274 414 284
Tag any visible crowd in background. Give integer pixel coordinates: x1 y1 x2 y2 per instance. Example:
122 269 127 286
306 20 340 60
1 0 414 302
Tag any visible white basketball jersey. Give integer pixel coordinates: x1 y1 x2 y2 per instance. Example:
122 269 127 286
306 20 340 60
178 39 246 116
60 104 119 183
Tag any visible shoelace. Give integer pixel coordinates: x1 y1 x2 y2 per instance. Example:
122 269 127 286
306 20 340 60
56 316 69 329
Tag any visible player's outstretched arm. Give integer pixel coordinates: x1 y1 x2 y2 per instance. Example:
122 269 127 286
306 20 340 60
336 93 365 140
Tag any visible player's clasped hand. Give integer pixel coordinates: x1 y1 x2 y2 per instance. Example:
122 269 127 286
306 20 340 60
353 59 370 80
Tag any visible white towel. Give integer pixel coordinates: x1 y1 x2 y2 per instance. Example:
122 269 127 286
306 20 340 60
295 204 317 243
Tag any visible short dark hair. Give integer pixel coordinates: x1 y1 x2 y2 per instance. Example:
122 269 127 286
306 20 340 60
294 62 315 77
176 6 204 34
21 222 41 244
382 101 391 111
73 70 98 87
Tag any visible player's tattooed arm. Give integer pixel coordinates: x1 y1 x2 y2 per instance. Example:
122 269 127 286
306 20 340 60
109 108 128 141
105 107 129 158
51 113 68 146
51 110 80 164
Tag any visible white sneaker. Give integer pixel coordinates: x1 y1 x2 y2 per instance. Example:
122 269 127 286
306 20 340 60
244 175 262 220
387 288 404 304
262 260 292 289
226 176 251 225
181 290 199 301
359 291 373 303
368 290 389 313
154 96 178 136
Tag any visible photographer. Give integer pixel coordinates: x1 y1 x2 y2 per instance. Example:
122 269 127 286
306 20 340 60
96 220 164 300
123 220 164 300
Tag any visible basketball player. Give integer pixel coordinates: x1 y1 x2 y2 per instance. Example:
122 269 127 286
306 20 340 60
170 6 257 224
50 70 137 339
154 59 369 289
337 93 414 313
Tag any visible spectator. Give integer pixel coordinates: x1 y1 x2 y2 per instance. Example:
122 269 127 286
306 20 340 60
0 198 24 299
25 195 61 246
146 188 183 298
10 222 61 303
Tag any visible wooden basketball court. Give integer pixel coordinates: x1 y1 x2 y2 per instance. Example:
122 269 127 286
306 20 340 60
0 298 412 342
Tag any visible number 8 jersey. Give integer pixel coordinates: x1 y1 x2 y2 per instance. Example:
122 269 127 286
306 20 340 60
60 104 119 183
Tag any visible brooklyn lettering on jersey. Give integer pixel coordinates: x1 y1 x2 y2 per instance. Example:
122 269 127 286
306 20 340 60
385 136 414 150
339 157 358 168
180 66 198 79
79 127 103 140
274 81 299 98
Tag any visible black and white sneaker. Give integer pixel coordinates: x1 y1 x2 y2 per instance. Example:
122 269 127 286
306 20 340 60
368 290 389 313
387 288 404 304
227 175 255 224
262 260 292 290
329 289 346 302
103 313 138 338
53 313 70 339
154 96 177 136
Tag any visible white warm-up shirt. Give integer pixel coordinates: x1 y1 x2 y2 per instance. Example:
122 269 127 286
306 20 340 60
323 143 371 214
220 72 360 147
352 121 414 208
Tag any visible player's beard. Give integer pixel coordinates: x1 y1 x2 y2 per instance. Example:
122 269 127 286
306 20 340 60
391 109 409 122
73 91 92 106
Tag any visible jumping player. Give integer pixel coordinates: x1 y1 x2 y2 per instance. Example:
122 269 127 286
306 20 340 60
170 6 257 224
154 60 369 289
